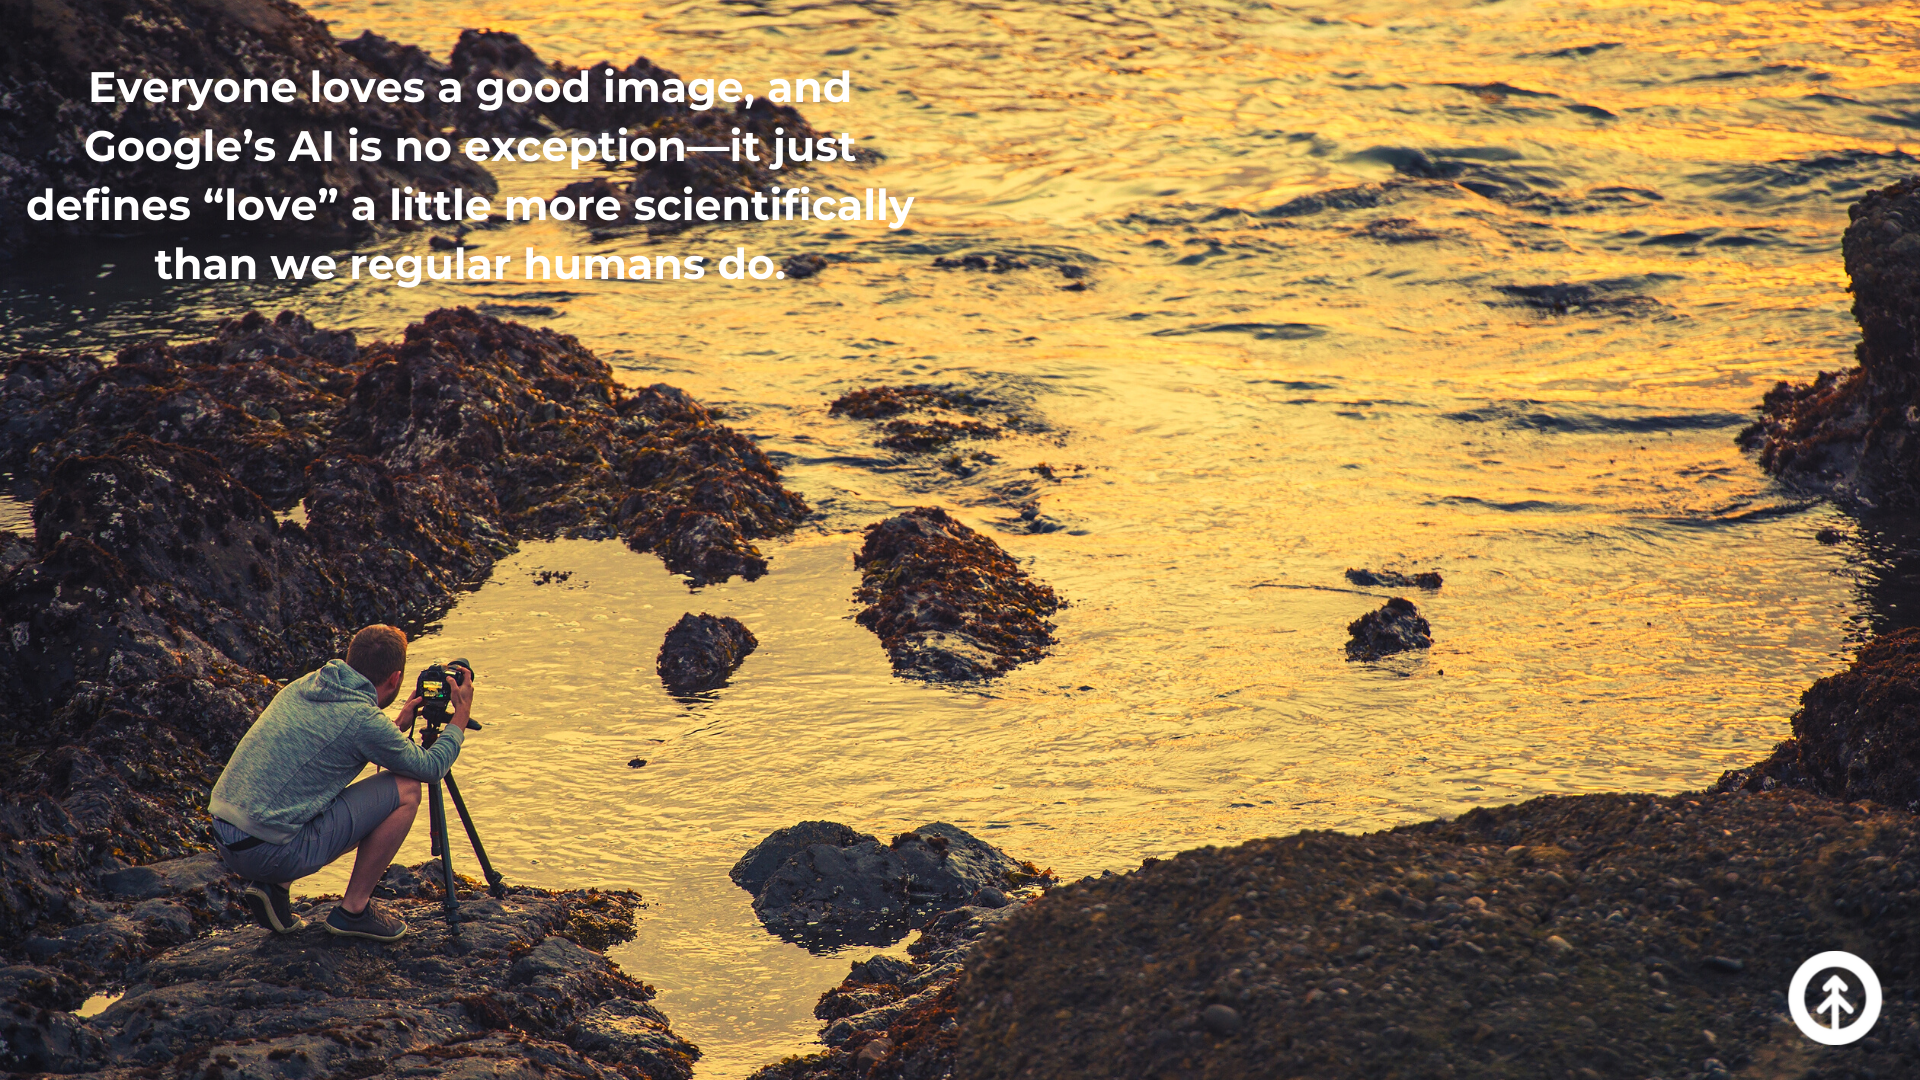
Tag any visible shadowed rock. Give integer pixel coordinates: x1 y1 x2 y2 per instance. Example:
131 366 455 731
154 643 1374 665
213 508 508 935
0 885 698 1079
1742 176 1920 508
730 821 878 896
0 308 806 961
657 613 758 695
852 508 1059 681
1715 626 1920 808
735 822 1042 950
1346 597 1433 660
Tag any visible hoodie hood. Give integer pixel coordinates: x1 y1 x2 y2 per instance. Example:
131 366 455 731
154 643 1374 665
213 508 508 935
303 658 380 704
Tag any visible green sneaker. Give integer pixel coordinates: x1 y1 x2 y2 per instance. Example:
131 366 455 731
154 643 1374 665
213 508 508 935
324 900 408 942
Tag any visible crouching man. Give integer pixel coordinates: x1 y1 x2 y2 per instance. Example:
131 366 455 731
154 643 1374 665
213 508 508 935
208 624 473 941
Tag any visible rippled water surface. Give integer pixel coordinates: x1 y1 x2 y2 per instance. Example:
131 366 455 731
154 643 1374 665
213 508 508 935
11 0 1920 1073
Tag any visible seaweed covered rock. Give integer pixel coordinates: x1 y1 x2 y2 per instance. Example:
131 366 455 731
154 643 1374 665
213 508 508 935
948 791 1920 1080
734 822 1039 950
1345 596 1433 660
1715 626 1920 807
656 612 758 695
0 308 807 956
852 508 1059 681
1742 177 1920 508
0 0 490 260
1 886 699 1079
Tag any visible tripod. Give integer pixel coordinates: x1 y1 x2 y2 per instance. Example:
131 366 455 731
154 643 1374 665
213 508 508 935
419 721 506 933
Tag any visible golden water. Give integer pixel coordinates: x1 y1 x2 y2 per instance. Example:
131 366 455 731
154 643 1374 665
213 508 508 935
9 0 1920 1072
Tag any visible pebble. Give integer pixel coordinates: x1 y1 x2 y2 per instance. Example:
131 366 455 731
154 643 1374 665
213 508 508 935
1201 1004 1242 1035
1545 935 1573 954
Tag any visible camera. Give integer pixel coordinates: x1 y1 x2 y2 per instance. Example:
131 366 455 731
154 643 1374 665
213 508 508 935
414 658 476 729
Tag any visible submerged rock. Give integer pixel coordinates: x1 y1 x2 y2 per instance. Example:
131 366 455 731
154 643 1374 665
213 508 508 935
657 612 759 694
733 822 1046 949
852 507 1060 681
1742 177 1920 508
1714 626 1920 808
1 886 698 1079
0 308 806 956
1345 596 1433 659
1345 567 1444 590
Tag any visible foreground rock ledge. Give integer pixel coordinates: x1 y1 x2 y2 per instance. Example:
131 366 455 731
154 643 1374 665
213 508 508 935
761 790 1920 1080
2 887 699 1079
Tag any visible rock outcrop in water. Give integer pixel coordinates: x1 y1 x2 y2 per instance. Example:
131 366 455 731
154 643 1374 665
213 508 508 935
3 881 699 1079
1714 626 1920 808
1345 568 1443 590
0 0 490 260
0 309 804 996
851 508 1060 681
1345 596 1433 659
1742 176 1920 508
656 612 758 695
731 822 1048 950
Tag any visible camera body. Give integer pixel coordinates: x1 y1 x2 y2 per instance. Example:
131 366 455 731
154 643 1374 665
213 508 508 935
414 658 474 729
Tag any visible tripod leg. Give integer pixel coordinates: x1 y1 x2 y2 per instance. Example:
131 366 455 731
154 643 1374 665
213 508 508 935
444 773 507 899
428 779 460 932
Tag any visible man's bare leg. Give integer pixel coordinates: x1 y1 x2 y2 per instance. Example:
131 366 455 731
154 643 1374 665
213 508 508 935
342 775 421 914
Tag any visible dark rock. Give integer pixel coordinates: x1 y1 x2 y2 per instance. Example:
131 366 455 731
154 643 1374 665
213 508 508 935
1346 597 1433 660
852 508 1060 681
0 308 805 957
99 853 231 900
730 821 877 895
740 822 1040 949
1714 626 1920 808
828 385 995 421
0 965 83 1011
784 253 831 280
656 612 758 694
1741 177 1920 508
1201 1003 1242 1035
1345 568 1444 590
39 887 698 1080
878 418 1001 452
0 0 490 260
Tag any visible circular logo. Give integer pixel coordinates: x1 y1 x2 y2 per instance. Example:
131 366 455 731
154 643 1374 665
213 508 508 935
1789 951 1881 1046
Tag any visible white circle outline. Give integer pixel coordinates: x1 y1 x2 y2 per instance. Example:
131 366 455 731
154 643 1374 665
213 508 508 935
1789 950 1881 1046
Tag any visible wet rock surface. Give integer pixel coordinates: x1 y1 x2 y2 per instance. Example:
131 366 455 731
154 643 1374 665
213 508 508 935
0 0 490 259
1345 568 1444 590
656 612 758 695
2 882 699 1080
851 508 1060 681
946 790 1920 1080
1715 626 1920 809
1743 177 1920 508
0 308 804 973
732 822 1049 950
1346 597 1434 660
749 901 1026 1080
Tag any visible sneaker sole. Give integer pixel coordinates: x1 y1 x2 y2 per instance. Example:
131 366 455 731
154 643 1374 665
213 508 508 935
323 919 408 942
243 886 307 934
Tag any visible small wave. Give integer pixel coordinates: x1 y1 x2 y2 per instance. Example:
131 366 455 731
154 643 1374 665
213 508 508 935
1433 495 1568 512
1442 402 1747 434
1682 64 1819 83
1152 322 1327 340
1491 281 1662 314
1689 149 1918 207
1661 500 1820 527
1538 42 1623 59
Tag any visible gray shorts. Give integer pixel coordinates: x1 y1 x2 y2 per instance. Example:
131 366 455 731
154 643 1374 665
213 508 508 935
213 773 403 885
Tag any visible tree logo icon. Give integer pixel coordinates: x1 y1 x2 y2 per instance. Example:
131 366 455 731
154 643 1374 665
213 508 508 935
1789 951 1881 1046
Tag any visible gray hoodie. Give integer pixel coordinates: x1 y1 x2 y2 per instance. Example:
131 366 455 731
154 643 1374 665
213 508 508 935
209 659 464 843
